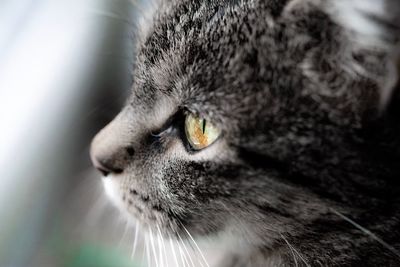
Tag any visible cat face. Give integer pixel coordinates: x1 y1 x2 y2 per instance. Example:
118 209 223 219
91 0 400 261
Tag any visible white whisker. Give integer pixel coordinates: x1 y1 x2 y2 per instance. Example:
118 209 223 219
169 233 180 267
181 224 209 267
177 238 190 267
156 228 164 267
181 232 203 267
149 228 160 267
118 220 129 249
141 233 145 263
158 225 169 267
145 234 151 267
131 222 140 259
280 234 299 267
177 231 196 267
281 234 310 267
331 208 400 260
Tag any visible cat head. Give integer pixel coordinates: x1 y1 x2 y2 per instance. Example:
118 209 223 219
91 0 400 260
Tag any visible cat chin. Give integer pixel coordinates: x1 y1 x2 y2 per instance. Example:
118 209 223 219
102 175 120 202
101 174 264 254
101 175 132 218
101 174 179 232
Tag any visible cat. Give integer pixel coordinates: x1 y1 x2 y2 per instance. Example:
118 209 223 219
90 0 400 266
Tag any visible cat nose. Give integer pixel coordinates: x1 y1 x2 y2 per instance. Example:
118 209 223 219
90 137 134 176
91 154 123 176
90 114 134 177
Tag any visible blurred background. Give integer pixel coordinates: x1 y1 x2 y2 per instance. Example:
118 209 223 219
0 0 144 266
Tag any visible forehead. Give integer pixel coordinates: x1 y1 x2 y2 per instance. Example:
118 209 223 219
130 0 334 121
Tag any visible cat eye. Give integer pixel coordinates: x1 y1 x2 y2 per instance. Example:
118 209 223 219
184 113 221 150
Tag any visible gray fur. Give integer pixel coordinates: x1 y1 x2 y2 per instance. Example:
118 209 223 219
91 0 400 266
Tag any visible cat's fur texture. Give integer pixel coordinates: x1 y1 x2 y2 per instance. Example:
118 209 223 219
91 0 400 266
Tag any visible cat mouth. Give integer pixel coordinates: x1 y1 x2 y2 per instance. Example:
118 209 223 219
123 187 164 218
101 174 226 240
101 175 175 229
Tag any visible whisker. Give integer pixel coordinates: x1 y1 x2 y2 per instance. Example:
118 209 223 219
156 228 164 267
177 231 196 267
144 234 151 267
141 232 145 264
280 234 310 267
177 238 190 267
158 225 169 267
131 222 140 259
181 224 209 267
331 208 400 260
168 233 180 267
280 234 299 267
118 220 129 249
217 202 253 246
149 228 160 267
180 231 203 267
169 210 192 267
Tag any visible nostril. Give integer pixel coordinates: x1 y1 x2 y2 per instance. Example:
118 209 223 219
97 166 110 177
92 156 123 177
126 146 135 157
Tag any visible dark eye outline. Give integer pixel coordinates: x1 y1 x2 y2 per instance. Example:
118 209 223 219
149 108 222 154
150 111 181 138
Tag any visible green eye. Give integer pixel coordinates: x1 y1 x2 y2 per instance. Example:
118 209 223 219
184 113 221 150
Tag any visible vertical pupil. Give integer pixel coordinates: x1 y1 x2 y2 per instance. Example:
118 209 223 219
202 119 206 134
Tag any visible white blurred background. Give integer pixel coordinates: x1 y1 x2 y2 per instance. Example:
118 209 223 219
0 1 230 266
0 0 139 266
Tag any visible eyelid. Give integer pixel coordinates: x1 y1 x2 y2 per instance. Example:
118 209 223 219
150 126 172 137
150 110 182 137
150 120 174 137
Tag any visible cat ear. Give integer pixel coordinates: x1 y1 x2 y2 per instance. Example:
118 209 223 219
326 0 400 107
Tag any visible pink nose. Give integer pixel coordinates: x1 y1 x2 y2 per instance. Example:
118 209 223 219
89 110 136 177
